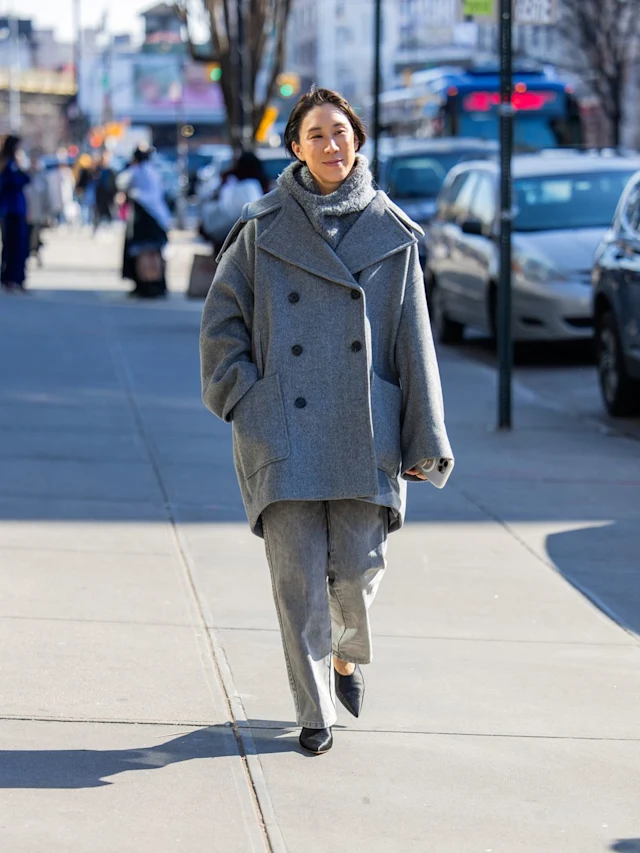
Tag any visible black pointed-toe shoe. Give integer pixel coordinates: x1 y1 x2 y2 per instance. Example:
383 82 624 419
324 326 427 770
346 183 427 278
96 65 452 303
299 727 333 755
335 664 365 718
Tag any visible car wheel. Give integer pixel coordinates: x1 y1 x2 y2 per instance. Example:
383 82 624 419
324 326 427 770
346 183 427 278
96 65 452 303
595 309 640 417
431 279 464 345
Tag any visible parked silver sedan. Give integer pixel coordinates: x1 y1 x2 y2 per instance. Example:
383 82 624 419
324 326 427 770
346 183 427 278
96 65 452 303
425 153 640 343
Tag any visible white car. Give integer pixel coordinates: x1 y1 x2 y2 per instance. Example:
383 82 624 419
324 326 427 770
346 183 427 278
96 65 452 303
425 153 640 343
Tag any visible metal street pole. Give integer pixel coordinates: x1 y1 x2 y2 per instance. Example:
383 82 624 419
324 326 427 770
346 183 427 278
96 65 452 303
372 0 382 183
72 0 84 143
497 0 513 429
8 8 20 132
235 0 248 153
176 57 188 231
73 0 81 93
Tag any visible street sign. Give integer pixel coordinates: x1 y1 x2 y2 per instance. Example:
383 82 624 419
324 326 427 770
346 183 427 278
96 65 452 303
463 0 494 15
515 0 557 25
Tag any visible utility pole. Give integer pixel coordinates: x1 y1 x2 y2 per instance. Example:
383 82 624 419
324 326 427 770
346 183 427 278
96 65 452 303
235 0 251 153
497 0 513 429
176 57 188 231
8 6 20 133
100 13 112 129
72 0 81 93
72 0 83 143
236 0 244 152
372 0 382 183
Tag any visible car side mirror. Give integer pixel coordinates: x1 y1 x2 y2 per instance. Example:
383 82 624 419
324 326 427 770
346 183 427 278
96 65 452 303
460 218 484 236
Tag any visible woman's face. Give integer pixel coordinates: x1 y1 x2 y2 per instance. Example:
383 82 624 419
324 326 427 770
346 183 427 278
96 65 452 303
291 104 359 195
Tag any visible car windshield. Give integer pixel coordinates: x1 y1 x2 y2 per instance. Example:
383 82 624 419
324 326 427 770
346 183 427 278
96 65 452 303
387 152 486 199
513 170 637 232
460 114 561 151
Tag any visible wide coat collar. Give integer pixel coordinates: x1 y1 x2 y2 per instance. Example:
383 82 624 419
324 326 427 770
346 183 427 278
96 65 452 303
256 191 417 288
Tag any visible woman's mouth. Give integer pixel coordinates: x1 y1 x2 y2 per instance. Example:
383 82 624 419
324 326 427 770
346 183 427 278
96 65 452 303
324 159 344 167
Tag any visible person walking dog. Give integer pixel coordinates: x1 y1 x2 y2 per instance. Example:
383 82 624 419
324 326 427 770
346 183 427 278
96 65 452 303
200 88 454 755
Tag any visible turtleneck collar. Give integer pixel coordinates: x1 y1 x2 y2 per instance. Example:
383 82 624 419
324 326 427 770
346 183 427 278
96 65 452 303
278 154 377 248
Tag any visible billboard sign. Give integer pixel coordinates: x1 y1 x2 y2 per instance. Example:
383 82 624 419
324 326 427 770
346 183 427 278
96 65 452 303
515 0 557 24
133 60 224 112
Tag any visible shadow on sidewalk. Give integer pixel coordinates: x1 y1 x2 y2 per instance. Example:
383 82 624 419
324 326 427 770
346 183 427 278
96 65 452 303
0 724 298 790
546 521 640 637
611 842 640 852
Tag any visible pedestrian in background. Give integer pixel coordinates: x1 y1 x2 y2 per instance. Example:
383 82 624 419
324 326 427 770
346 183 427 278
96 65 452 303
25 153 51 267
118 145 171 299
200 151 268 251
200 88 454 755
0 134 30 293
47 150 76 226
75 154 96 227
93 152 117 233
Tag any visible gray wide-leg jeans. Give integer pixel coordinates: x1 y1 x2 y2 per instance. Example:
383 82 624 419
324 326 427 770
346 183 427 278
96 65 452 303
261 499 388 728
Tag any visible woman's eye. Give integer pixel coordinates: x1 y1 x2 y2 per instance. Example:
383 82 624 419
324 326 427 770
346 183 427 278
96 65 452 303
310 135 322 140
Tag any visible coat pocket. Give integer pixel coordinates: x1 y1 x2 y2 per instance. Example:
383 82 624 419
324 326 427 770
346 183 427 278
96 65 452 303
371 374 403 477
232 374 290 479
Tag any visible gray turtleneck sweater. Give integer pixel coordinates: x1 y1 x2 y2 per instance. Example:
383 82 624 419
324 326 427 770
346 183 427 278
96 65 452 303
277 155 377 249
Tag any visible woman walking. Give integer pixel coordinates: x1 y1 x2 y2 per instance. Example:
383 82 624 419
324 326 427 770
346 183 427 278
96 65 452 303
118 146 171 299
200 88 453 754
0 135 30 293
26 153 51 267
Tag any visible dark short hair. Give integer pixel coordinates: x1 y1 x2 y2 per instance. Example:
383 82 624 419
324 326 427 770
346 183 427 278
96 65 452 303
283 88 367 159
234 151 269 193
1 134 20 160
132 145 154 164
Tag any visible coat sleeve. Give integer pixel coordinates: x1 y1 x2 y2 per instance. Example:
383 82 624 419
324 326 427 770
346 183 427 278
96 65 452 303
200 223 258 422
395 244 454 479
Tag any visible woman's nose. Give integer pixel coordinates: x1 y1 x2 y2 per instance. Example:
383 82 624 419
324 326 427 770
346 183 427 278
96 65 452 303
324 138 340 153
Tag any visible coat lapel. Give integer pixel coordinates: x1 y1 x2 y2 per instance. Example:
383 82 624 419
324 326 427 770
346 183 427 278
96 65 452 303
336 192 417 275
257 194 355 287
257 192 417 288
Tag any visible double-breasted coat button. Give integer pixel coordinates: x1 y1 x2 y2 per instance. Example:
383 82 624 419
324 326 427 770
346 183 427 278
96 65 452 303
291 344 303 356
351 340 363 352
351 290 362 300
288 292 300 304
295 397 307 409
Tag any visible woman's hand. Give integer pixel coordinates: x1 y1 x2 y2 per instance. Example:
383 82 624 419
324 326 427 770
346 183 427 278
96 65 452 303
406 467 428 480
406 459 435 480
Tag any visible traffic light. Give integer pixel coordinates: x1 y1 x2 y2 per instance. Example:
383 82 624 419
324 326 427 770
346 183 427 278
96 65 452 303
206 63 222 82
256 105 279 143
277 72 300 98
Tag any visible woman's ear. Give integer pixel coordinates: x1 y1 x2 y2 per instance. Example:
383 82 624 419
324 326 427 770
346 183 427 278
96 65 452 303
291 141 305 163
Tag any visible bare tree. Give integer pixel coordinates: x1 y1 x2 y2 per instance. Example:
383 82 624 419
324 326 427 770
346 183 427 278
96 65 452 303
176 0 293 150
558 0 640 147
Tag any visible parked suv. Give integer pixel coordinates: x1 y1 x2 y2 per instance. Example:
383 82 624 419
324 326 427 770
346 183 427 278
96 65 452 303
592 171 640 416
425 153 640 344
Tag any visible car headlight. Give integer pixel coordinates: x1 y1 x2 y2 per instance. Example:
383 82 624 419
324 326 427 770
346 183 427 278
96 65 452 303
512 255 568 284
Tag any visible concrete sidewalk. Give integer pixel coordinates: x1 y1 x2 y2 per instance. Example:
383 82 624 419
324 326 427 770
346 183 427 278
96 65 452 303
0 227 639 853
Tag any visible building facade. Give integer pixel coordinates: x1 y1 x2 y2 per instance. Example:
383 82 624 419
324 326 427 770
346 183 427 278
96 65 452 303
77 3 226 147
285 0 639 148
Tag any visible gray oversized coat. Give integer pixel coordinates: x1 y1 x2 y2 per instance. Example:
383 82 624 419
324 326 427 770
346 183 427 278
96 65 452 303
200 187 453 537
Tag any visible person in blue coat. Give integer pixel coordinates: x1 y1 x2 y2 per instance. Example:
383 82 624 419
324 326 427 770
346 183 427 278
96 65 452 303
0 135 30 292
